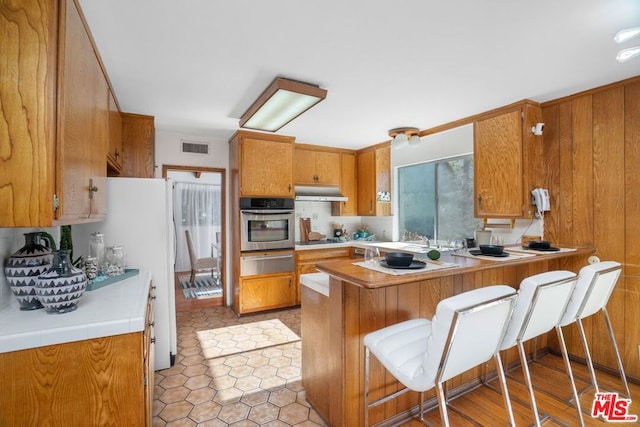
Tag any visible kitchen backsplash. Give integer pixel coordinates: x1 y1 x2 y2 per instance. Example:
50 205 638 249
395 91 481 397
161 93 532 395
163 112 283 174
294 201 392 241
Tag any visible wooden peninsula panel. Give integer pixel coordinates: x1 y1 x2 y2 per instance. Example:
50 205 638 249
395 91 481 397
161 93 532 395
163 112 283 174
303 247 592 426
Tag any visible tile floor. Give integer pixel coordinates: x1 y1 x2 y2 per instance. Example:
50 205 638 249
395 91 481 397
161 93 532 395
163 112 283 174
152 306 327 426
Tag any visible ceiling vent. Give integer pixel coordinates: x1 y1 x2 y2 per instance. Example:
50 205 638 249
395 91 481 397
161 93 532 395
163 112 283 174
181 140 209 154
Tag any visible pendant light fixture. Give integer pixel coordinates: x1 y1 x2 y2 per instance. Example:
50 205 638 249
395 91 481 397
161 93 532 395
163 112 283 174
240 77 327 132
388 127 421 150
614 26 640 63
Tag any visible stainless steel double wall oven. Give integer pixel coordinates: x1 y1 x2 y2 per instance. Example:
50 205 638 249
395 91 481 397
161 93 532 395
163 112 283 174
239 197 295 276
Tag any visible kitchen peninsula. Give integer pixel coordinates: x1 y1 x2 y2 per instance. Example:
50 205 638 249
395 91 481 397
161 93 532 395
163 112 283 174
301 246 593 426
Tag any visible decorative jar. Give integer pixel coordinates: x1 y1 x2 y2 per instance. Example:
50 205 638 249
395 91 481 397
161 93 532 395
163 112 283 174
4 232 53 310
36 250 87 314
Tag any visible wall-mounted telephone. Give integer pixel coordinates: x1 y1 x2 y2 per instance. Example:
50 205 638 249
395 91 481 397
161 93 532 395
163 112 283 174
531 188 550 216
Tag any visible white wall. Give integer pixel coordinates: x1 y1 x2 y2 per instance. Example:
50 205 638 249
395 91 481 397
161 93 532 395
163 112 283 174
154 129 229 175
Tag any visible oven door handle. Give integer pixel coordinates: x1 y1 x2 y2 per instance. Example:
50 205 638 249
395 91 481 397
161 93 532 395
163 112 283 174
241 210 293 215
241 254 294 261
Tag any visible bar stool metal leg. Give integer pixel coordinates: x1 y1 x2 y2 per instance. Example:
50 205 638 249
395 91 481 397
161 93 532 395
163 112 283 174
556 325 585 426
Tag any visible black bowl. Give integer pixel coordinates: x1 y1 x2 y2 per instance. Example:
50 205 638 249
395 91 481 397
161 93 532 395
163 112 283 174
384 252 414 267
479 245 504 255
528 240 551 250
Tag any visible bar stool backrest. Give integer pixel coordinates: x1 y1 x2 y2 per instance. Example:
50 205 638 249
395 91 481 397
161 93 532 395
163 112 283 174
424 285 517 384
500 270 577 350
559 261 622 327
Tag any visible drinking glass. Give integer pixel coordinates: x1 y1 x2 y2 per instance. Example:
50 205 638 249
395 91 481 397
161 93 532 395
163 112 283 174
491 235 503 246
453 239 466 253
365 247 380 265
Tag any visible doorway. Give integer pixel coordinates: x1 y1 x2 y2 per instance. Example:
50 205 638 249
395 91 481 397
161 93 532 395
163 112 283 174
163 165 226 310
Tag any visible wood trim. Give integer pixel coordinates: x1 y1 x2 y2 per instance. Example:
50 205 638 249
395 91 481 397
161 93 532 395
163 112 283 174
294 142 356 154
356 140 390 154
541 74 640 108
227 129 296 144
162 165 227 307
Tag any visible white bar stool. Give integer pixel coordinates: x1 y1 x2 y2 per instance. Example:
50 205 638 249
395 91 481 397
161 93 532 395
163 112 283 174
363 285 517 427
499 270 583 427
558 261 630 399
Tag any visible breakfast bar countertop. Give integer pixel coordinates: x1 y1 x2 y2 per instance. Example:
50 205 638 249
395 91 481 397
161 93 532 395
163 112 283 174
0 270 151 353
315 245 595 289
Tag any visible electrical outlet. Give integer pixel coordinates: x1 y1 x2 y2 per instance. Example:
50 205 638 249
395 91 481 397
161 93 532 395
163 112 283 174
312 213 319 219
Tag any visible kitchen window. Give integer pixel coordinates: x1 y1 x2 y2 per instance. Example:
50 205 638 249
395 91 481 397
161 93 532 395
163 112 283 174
397 154 481 242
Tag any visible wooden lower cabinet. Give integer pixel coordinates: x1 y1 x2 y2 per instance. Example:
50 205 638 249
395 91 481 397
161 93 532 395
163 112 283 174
239 273 296 314
295 247 352 303
0 287 155 426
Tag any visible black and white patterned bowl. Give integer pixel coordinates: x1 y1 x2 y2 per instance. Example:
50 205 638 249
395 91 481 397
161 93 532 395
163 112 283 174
4 234 53 310
35 250 87 314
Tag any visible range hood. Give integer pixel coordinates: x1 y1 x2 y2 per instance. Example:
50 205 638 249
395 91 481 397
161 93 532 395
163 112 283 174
295 185 348 202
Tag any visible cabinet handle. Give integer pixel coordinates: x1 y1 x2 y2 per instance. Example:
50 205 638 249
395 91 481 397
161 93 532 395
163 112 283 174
151 295 156 300
88 178 99 200
150 337 156 344
477 195 483 209
288 184 292 193
151 285 157 290
149 321 155 327
114 150 120 158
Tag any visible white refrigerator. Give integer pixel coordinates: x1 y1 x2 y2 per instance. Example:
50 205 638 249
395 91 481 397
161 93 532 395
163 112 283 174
75 177 177 370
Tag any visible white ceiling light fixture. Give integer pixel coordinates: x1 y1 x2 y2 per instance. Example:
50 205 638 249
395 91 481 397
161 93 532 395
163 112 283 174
389 127 421 150
614 26 640 63
239 77 327 132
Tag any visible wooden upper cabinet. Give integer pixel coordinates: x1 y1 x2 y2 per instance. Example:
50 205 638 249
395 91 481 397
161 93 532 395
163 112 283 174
0 0 111 226
474 101 542 219
294 147 340 186
107 91 124 175
231 131 295 197
121 113 155 178
357 144 391 216
332 152 357 216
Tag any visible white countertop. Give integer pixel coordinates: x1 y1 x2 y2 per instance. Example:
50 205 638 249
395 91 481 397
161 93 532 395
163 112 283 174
0 270 151 353
300 273 330 297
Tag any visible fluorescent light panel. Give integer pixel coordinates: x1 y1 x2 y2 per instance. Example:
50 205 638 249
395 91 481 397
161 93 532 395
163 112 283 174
240 78 327 132
614 27 640 44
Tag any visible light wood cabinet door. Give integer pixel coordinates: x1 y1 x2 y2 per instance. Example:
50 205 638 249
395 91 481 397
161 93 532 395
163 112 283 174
241 137 294 197
0 0 110 226
0 332 146 425
56 0 108 223
474 109 524 218
107 91 124 174
239 273 296 314
332 152 357 216
294 148 340 186
122 113 155 178
357 150 375 215
357 145 391 216
0 0 57 226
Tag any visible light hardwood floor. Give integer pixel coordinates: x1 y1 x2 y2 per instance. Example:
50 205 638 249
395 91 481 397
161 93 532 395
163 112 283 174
410 354 640 426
